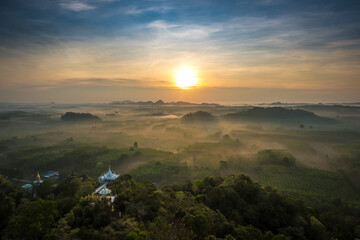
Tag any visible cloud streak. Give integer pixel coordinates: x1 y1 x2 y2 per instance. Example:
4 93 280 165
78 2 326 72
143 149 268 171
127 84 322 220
59 0 96 11
125 6 171 15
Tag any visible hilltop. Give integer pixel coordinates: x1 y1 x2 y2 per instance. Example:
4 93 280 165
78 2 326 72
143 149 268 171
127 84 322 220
222 107 337 125
61 112 101 122
181 111 218 124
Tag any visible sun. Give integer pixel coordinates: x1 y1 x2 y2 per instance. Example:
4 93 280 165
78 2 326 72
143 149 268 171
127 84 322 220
175 67 198 89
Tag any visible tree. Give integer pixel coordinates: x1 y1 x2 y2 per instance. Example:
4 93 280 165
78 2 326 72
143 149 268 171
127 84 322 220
222 134 231 141
125 228 150 240
96 161 103 170
3 199 59 240
219 161 228 170
37 179 56 199
308 216 328 240
0 177 21 233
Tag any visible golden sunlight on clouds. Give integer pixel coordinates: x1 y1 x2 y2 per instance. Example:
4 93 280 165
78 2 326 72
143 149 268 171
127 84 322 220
174 67 198 89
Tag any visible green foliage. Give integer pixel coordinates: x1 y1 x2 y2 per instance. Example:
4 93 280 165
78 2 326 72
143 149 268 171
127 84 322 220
125 228 150 240
128 159 189 185
259 165 360 200
235 225 264 240
0 177 22 234
283 141 317 154
179 140 243 170
0 143 172 177
333 144 360 181
0 172 359 240
3 199 58 240
96 161 103 169
308 216 328 240
37 179 56 199
257 150 296 166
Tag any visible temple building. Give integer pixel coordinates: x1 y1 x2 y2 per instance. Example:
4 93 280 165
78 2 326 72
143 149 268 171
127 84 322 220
98 186 115 205
32 171 43 199
21 184 33 191
43 171 59 179
33 171 43 185
99 166 120 184
99 186 111 195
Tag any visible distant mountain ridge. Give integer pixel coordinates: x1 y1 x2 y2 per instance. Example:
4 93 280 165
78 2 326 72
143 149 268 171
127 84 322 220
109 100 219 106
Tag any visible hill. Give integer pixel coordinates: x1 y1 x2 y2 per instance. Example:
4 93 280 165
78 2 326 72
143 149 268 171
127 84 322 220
61 112 101 122
181 111 218 124
222 107 337 125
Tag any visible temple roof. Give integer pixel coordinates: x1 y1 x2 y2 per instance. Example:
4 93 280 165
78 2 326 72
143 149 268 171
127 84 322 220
99 186 111 195
99 166 120 181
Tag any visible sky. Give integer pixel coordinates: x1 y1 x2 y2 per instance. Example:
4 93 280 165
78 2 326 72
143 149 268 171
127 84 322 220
0 0 359 103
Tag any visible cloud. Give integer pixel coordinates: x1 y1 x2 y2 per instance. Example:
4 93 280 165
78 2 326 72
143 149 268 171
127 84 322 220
125 6 171 15
20 77 173 91
62 78 144 86
59 0 96 11
146 20 221 40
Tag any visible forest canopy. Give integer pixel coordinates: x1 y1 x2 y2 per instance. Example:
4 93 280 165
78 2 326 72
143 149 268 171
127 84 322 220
1 174 359 240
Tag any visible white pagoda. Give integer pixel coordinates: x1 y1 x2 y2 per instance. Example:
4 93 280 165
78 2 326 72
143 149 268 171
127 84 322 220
99 166 120 184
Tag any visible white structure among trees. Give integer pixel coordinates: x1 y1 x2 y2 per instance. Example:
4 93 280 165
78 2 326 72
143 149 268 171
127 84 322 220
99 166 120 184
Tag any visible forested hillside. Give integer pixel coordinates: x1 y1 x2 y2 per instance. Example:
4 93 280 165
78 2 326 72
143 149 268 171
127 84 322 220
1 174 359 240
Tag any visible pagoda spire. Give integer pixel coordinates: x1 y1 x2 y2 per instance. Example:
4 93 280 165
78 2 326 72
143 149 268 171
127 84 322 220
36 171 41 182
33 171 43 187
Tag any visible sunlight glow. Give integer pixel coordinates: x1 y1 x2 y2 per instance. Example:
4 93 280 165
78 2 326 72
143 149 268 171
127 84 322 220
175 67 198 89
